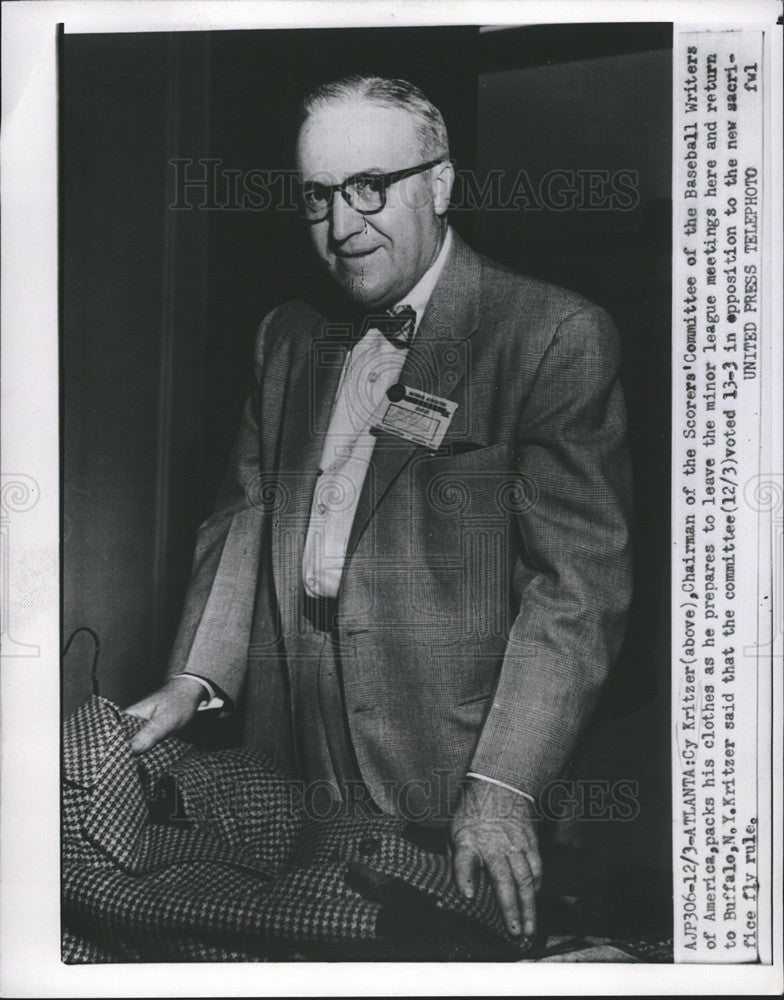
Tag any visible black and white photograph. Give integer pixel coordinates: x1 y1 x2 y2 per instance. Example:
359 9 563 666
60 20 672 964
1 1 781 995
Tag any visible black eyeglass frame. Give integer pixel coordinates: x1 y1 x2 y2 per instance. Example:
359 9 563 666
299 156 447 222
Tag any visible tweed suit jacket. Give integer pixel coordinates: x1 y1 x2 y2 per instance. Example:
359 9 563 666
167 232 633 817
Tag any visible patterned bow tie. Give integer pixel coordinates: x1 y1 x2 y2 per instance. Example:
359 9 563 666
366 304 417 348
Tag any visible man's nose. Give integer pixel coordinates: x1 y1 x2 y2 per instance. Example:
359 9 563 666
329 191 367 243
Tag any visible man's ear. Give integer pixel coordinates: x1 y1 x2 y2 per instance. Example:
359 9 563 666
432 159 455 216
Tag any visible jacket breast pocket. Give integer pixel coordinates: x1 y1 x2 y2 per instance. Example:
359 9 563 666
411 442 536 520
422 440 507 468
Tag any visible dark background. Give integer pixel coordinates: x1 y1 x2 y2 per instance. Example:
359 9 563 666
62 24 672 877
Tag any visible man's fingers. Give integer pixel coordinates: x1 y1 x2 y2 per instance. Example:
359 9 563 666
507 849 537 936
525 840 543 893
450 780 543 937
129 707 185 753
125 680 204 754
128 704 177 754
452 839 480 900
516 825 543 892
124 697 155 721
129 715 170 754
128 726 152 755
485 855 522 936
514 812 543 892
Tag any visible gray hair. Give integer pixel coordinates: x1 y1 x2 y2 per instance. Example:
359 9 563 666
298 75 450 160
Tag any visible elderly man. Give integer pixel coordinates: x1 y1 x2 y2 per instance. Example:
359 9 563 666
128 75 632 941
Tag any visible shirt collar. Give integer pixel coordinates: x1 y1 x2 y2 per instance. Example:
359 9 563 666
393 226 453 335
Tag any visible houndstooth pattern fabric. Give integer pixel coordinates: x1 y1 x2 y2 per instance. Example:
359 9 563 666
63 696 534 961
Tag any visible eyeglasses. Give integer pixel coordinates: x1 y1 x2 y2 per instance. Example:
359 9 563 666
299 157 446 222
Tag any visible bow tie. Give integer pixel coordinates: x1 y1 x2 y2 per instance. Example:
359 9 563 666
364 304 417 348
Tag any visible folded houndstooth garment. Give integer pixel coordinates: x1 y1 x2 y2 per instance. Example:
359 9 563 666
62 696 535 962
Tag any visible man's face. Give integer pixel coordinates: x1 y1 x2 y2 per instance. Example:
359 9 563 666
296 100 453 309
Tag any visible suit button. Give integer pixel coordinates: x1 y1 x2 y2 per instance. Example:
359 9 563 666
358 835 381 857
316 503 327 515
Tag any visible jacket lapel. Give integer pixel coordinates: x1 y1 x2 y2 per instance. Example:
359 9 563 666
271 317 348 631
344 233 482 564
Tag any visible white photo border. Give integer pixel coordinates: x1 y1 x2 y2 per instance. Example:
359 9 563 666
1 1 781 996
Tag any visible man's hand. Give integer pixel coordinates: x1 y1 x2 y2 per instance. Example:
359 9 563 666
125 676 204 754
450 778 542 938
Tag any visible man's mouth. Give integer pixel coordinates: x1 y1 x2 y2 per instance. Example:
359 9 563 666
335 247 381 260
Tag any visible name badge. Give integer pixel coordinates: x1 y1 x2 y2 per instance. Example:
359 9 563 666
373 383 458 450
